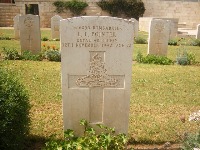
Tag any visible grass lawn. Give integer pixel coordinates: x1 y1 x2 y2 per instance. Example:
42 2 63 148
0 28 200 148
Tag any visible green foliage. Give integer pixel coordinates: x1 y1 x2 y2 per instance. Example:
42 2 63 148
136 51 143 63
52 1 65 13
134 36 147 44
186 52 196 65
45 50 61 62
1 46 61 62
0 36 11 40
176 56 188 66
136 52 174 65
182 130 200 150
168 39 178 46
20 51 43 61
191 39 200 47
97 0 145 19
0 68 30 150
1 47 20 60
66 0 88 15
176 49 196 65
44 119 127 150
41 37 49 41
53 0 88 16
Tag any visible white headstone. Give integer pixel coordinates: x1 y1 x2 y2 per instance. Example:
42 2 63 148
61 16 134 136
130 18 139 37
13 14 21 40
139 17 178 38
148 19 170 56
19 14 41 54
168 20 176 38
51 15 63 39
196 24 200 39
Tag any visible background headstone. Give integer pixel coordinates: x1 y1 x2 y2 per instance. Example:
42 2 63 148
139 17 178 38
130 18 139 37
196 24 200 39
13 14 21 40
61 16 134 136
51 15 63 39
148 19 170 56
19 14 41 54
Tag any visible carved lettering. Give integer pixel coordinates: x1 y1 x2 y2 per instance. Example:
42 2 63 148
62 43 74 47
77 39 91 42
92 26 120 30
91 32 116 37
76 43 98 48
61 25 129 48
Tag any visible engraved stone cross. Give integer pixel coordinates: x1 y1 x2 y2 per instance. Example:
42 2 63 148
154 23 165 54
155 39 163 54
68 51 124 124
26 34 33 50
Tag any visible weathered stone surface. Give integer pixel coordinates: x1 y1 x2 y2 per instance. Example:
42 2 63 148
19 14 41 54
51 15 62 39
139 17 178 38
130 18 139 37
148 19 170 56
60 16 134 136
13 14 21 40
196 24 200 39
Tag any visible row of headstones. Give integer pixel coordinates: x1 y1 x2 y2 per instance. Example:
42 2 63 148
14 14 200 58
12 14 200 136
13 14 139 55
14 14 180 56
14 14 62 40
13 14 63 54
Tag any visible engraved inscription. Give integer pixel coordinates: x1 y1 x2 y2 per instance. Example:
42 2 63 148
155 22 164 33
154 22 166 54
76 53 118 87
24 16 34 50
24 17 34 28
62 25 131 48
155 39 163 54
54 25 59 31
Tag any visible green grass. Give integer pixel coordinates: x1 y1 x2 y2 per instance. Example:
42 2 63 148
130 64 200 143
0 29 14 38
133 45 200 62
0 28 200 147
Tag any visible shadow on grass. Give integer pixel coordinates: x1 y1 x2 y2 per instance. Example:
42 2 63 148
25 135 47 150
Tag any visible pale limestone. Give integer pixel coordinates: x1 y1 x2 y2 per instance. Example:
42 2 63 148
51 15 63 39
60 16 134 136
139 17 178 38
13 14 21 40
196 24 200 39
130 18 139 37
19 14 41 54
148 19 170 56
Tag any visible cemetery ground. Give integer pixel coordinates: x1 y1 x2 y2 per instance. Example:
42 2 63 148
0 28 200 149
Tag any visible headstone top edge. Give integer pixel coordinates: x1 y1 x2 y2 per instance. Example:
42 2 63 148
51 15 63 19
60 16 134 25
20 14 40 17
